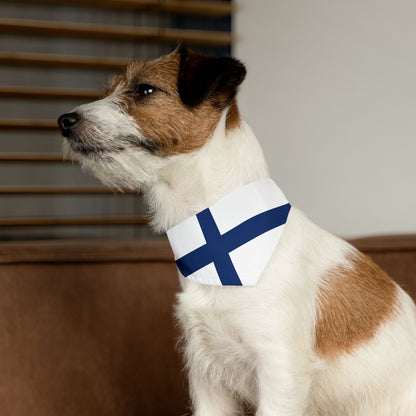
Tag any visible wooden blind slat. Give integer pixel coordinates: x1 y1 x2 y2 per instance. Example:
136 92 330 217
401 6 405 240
0 186 137 195
0 120 58 130
153 0 234 17
0 18 234 47
7 0 234 17
0 215 148 226
0 87 101 101
0 52 129 70
0 153 65 162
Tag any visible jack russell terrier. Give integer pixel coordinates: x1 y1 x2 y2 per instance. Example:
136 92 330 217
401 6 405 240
58 46 416 416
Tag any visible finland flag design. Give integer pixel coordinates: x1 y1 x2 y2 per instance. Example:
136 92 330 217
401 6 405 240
167 178 291 286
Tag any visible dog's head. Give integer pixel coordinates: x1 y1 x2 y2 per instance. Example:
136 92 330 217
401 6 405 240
57 47 246 191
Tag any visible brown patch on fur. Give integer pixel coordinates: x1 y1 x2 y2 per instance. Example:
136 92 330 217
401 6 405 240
226 99 241 130
107 51 223 155
315 251 398 358
107 49 243 155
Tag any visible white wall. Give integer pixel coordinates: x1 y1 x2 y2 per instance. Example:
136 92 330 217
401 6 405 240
235 0 416 238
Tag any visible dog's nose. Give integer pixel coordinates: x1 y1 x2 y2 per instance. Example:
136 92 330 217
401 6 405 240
57 112 80 137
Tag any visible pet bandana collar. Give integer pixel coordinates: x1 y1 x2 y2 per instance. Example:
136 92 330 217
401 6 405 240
166 178 291 286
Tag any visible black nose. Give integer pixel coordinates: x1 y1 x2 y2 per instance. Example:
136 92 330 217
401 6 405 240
57 112 79 137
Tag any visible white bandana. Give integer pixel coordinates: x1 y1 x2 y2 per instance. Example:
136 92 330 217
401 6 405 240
166 178 291 286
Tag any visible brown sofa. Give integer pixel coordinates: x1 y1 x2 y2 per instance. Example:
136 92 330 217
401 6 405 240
0 236 414 416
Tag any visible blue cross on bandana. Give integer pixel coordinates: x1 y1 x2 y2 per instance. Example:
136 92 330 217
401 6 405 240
175 203 291 286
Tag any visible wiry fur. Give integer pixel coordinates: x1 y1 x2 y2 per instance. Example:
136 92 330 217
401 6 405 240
58 48 416 415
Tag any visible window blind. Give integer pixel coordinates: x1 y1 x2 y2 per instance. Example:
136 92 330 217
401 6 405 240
0 0 234 240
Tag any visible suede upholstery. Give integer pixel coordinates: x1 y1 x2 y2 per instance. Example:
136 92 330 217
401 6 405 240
0 236 414 415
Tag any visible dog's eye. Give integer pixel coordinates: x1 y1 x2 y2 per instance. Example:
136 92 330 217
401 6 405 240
134 84 156 98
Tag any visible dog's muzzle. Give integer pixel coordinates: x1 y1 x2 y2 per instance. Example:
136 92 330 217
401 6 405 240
57 112 80 137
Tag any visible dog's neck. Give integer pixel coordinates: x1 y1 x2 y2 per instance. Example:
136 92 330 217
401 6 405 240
146 112 270 233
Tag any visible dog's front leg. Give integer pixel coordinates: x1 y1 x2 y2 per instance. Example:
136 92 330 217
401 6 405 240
254 348 312 416
189 369 240 416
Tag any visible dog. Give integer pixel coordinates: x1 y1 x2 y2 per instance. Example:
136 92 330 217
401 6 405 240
58 46 416 415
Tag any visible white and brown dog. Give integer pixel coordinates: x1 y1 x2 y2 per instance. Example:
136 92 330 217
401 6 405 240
58 47 416 415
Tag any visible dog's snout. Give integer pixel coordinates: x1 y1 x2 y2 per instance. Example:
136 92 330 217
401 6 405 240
57 112 80 137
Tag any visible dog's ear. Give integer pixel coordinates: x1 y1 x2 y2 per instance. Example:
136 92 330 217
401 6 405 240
177 46 246 108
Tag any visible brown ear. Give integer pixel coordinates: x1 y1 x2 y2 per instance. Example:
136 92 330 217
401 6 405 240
177 46 246 108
